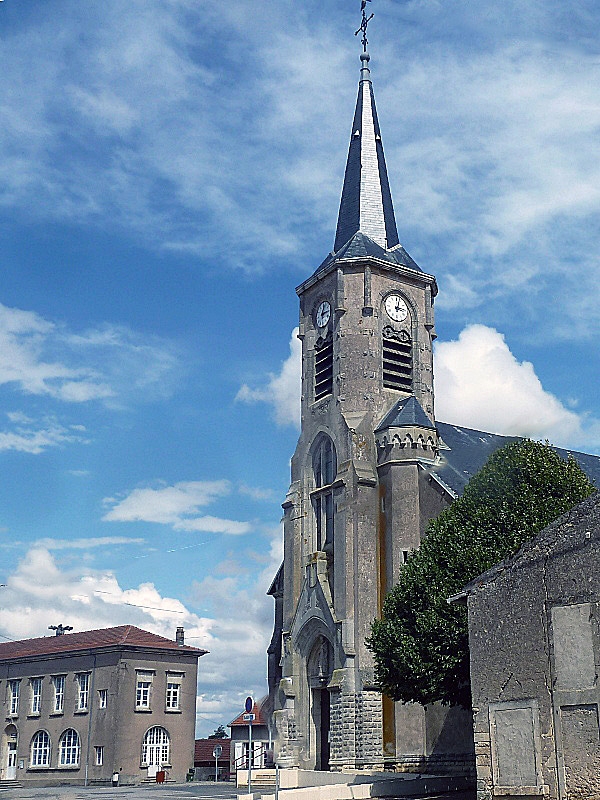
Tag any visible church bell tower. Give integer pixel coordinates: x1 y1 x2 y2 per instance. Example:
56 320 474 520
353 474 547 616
271 14 460 772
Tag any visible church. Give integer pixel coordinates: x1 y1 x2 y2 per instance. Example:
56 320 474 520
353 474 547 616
265 15 600 776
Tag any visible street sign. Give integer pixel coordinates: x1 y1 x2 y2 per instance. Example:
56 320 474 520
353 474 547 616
243 713 255 721
212 745 222 759
245 696 253 713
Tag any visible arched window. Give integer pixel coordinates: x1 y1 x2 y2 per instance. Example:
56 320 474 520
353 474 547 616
58 729 80 766
311 437 337 555
30 730 51 767
142 726 170 767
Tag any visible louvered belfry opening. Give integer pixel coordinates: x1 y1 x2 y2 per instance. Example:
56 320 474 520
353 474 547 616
382 326 412 391
315 333 334 400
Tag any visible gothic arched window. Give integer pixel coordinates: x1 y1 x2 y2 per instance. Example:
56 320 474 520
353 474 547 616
311 437 337 555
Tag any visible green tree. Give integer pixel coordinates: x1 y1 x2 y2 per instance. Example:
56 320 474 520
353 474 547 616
208 725 228 739
368 439 594 709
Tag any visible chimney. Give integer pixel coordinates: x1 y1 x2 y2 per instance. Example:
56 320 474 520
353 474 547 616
176 627 185 646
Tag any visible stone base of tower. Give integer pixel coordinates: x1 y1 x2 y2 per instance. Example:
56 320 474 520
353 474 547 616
329 682 385 771
272 674 475 775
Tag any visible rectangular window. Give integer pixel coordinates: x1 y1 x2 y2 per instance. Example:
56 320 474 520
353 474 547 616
136 672 153 709
98 689 107 709
30 677 42 714
166 680 181 710
53 675 65 713
95 745 104 766
77 673 90 711
8 680 20 715
383 333 412 392
314 338 334 400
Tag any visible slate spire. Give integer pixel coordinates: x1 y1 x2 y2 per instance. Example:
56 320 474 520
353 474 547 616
334 50 400 253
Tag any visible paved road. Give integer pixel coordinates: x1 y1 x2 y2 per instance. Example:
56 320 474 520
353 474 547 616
0 780 240 800
0 782 476 800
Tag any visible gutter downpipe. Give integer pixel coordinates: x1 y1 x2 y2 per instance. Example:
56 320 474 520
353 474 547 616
84 654 97 787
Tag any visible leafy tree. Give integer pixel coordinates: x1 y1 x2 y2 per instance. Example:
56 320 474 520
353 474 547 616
208 725 228 739
368 439 594 709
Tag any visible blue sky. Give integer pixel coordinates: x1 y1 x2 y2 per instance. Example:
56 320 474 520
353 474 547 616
1 0 599 736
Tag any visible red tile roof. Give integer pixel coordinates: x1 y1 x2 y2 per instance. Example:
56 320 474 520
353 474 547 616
0 625 207 662
229 700 267 727
194 738 231 764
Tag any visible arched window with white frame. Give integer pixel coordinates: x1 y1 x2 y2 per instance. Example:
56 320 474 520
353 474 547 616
141 726 170 768
30 730 51 767
58 728 80 766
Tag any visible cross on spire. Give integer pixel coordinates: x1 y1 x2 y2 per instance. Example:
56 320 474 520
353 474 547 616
355 0 374 52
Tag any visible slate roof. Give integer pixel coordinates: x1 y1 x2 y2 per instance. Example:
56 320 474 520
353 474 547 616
0 624 207 662
376 396 435 433
315 232 422 276
334 52 399 253
433 422 600 497
194 738 231 764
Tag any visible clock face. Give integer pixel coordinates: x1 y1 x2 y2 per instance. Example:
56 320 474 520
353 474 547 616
384 294 408 323
316 301 331 328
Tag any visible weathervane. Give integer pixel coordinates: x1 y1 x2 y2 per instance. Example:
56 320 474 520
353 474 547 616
355 0 374 52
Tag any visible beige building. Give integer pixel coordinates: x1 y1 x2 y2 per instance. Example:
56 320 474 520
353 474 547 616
0 625 205 786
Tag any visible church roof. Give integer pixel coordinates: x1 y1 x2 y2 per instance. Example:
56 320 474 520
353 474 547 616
326 47 427 280
334 52 399 254
315 231 421 275
433 422 600 497
375 395 435 432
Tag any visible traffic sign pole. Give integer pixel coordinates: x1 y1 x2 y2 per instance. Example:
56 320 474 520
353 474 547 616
212 744 222 784
248 715 252 794
245 696 253 795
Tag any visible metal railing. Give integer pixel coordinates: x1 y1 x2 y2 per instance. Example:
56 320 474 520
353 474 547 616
232 742 273 771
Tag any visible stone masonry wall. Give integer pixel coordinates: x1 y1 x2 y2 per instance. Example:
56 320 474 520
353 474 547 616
356 690 384 767
329 688 357 768
329 689 383 769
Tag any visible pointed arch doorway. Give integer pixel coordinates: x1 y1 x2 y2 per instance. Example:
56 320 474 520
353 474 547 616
307 637 333 770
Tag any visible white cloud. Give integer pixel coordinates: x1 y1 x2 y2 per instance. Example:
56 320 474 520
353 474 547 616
0 414 86 454
102 480 251 535
434 324 600 448
0 304 179 410
239 484 277 502
236 328 301 428
35 536 145 551
0 546 210 643
0 304 112 402
174 516 251 536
